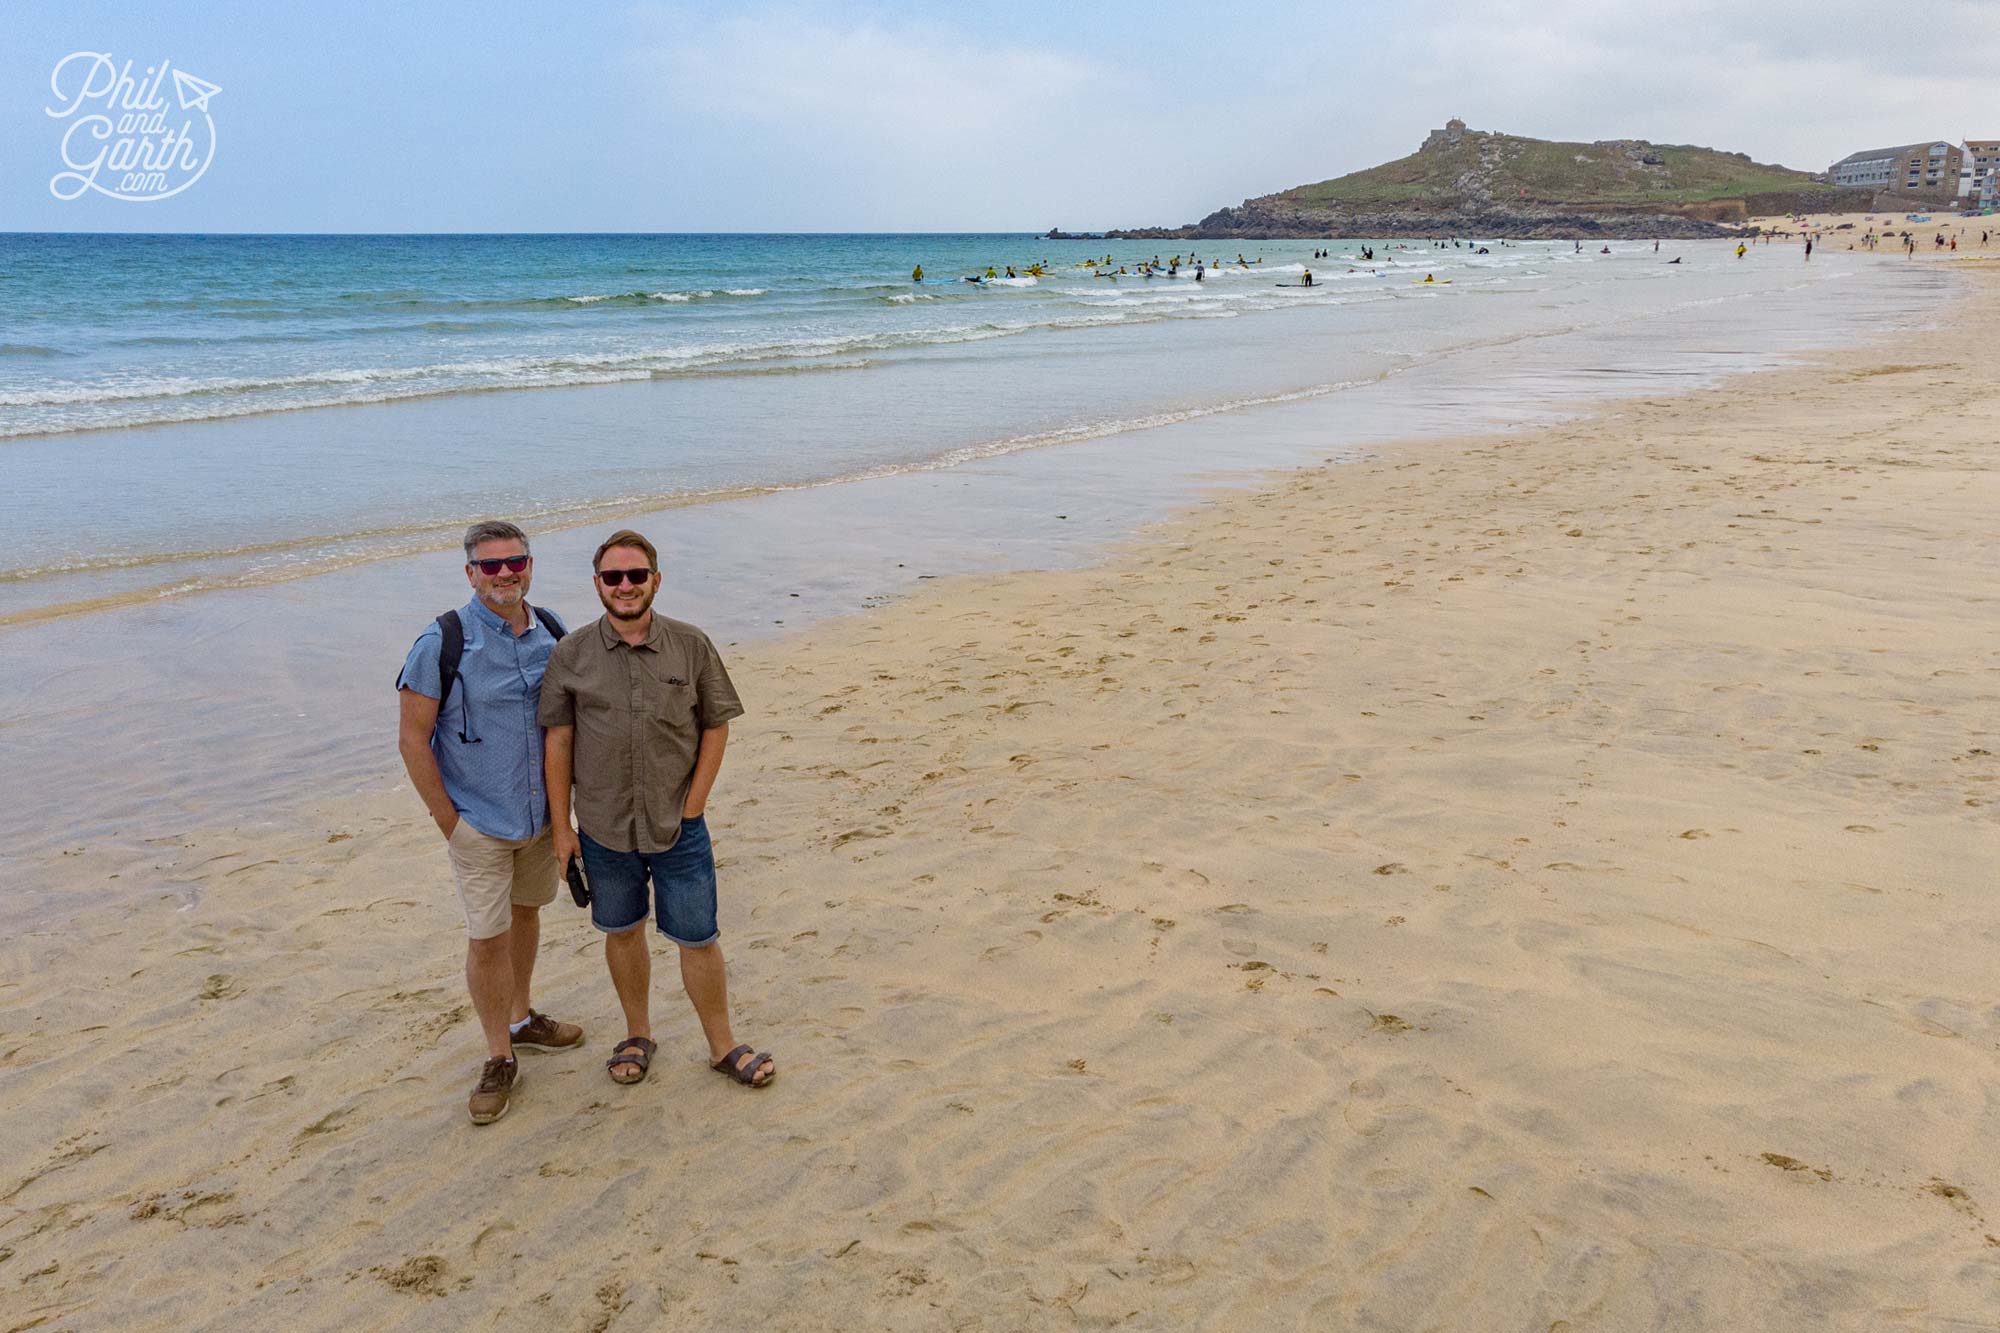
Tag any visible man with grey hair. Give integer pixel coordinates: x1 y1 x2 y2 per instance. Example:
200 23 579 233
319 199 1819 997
398 520 585 1124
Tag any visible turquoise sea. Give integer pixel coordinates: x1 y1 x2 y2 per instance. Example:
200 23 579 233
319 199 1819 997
0 231 1954 891
0 232 1943 625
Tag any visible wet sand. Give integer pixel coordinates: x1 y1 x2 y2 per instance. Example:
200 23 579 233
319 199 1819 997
2 269 1996 1329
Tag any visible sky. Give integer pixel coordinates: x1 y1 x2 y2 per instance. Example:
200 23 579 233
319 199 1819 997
4 0 1996 232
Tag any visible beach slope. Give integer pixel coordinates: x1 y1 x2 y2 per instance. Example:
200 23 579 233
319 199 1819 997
2 271 1996 1329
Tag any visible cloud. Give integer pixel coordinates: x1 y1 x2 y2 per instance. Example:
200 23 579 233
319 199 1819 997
610 0 2000 231
648 10 1102 149
621 4 1155 227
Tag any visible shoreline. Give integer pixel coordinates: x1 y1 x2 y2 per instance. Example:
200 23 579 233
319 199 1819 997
0 254 1952 887
0 238 1935 631
3 268 1994 1325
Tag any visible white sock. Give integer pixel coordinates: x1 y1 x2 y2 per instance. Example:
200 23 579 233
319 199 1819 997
509 1015 532 1034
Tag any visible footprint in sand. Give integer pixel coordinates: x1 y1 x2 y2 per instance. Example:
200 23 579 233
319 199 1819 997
198 974 242 1002
980 930 1042 962
1923 1180 1981 1219
1759 1153 1833 1181
1344 1078 1387 1135
369 1254 450 1297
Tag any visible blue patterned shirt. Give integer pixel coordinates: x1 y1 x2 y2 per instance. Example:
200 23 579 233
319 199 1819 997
397 597 558 841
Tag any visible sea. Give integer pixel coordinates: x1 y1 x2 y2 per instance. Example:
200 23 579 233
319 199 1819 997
0 232 1955 910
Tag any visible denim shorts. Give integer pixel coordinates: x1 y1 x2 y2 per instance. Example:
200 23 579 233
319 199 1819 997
579 817 719 946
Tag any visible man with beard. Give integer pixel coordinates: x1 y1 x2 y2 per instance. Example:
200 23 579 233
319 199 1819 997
541 529 772 1089
398 520 586 1125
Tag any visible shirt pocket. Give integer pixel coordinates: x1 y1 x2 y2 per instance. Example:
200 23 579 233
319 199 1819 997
646 679 698 726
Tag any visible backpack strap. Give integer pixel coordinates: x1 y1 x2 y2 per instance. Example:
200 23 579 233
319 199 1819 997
435 610 471 742
415 606 560 746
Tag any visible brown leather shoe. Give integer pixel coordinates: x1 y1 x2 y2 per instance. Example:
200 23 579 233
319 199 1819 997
468 1056 521 1125
511 1009 584 1050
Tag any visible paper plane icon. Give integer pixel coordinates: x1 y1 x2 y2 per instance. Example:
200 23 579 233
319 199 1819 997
172 69 221 112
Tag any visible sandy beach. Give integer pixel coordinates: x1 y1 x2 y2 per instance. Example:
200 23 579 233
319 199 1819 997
3 264 1997 1329
1745 208 2000 253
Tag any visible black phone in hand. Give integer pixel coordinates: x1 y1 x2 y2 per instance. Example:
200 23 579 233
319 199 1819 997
565 856 590 908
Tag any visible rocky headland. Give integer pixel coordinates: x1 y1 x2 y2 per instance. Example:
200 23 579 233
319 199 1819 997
1098 121 1871 240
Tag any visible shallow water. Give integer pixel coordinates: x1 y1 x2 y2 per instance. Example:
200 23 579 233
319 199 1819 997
0 237 1953 923
0 234 1923 624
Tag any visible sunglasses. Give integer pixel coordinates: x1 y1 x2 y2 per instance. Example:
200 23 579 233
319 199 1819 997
597 567 655 587
470 555 530 575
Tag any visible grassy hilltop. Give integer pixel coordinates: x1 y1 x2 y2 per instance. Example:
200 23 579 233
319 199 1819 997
1105 126 1859 240
1289 133 1816 209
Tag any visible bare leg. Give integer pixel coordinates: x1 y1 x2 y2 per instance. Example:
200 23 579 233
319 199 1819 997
604 926 652 1079
466 931 514 1060
507 903 539 1024
680 941 773 1084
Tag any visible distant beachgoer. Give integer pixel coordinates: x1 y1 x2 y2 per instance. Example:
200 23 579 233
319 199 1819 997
1005 266 1017 278
1194 263 1204 282
1653 240 1659 252
1422 273 1435 283
1667 256 1682 264
398 520 585 1125
1735 242 1747 259
1301 268 1312 286
1804 238 1812 260
911 265 924 282
985 267 997 278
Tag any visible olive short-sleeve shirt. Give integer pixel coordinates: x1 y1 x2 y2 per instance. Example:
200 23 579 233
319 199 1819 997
539 613 745 853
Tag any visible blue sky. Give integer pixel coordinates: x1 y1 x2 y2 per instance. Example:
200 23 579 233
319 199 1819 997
5 0 1996 232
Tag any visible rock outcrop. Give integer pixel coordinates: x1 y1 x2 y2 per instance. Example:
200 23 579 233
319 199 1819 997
1103 123 1863 240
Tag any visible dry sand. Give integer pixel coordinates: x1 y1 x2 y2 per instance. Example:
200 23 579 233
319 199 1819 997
1744 208 2000 254
3 268 1997 1331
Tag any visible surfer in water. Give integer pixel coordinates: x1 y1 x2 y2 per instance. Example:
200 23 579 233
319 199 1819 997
911 265 924 282
1301 268 1312 287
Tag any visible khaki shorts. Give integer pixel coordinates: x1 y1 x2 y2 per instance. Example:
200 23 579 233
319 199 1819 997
446 821 558 940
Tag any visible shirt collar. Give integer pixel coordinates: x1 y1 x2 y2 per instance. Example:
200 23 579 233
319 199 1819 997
594 611 662 651
464 595 537 638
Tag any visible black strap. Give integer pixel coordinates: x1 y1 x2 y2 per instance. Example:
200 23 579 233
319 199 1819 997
401 605 566 745
435 610 467 737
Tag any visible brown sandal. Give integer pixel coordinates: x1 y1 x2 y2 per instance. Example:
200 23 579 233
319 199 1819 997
606 1036 656 1085
711 1043 775 1087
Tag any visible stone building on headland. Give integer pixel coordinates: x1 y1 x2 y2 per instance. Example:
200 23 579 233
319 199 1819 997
1828 141 1964 202
1421 117 1472 151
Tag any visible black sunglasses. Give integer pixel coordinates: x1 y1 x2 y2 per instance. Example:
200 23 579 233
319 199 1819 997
597 567 655 586
470 555 530 575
